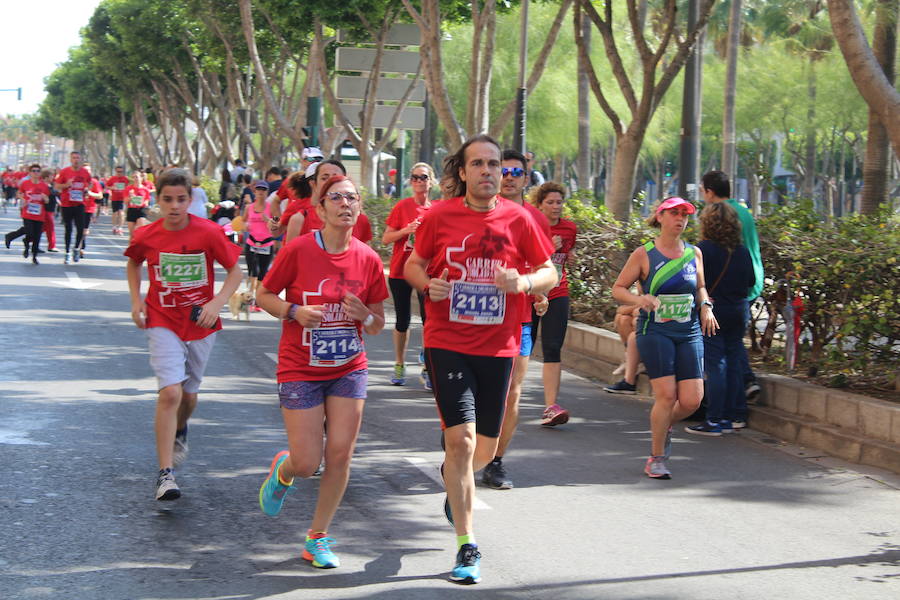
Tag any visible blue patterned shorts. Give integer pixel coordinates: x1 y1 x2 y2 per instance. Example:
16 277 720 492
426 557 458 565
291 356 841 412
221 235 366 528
278 369 368 409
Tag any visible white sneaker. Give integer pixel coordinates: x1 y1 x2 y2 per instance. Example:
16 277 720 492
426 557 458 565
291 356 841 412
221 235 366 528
156 468 181 500
612 362 625 376
172 435 189 468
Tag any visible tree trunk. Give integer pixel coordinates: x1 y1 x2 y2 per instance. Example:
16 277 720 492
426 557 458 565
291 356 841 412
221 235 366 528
803 58 817 203
607 131 645 220
827 0 900 157
576 4 591 191
860 0 897 215
722 0 742 184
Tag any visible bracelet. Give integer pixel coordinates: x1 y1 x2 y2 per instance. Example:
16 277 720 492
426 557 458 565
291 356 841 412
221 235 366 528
701 300 713 309
363 313 375 327
286 303 299 321
525 275 534 294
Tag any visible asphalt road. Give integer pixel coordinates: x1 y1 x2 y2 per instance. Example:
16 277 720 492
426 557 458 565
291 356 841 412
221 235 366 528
1 211 898 600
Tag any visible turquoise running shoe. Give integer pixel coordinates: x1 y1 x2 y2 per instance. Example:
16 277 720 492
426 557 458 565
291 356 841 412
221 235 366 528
303 535 340 568
259 451 295 516
449 543 482 584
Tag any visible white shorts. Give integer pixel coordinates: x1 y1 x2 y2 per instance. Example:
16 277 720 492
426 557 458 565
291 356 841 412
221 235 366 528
146 327 216 393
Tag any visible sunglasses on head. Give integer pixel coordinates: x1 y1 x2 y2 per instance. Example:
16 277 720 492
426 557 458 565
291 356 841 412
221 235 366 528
324 191 360 204
501 167 524 178
410 174 429 182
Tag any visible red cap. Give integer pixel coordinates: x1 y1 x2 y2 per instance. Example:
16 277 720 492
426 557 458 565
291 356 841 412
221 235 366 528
388 168 397 177
656 196 696 214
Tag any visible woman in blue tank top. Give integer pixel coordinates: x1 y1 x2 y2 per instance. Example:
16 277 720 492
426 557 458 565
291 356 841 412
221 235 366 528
612 197 719 479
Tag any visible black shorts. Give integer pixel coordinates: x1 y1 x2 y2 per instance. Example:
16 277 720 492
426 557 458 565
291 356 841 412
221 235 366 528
111 200 124 211
126 207 148 223
425 348 513 438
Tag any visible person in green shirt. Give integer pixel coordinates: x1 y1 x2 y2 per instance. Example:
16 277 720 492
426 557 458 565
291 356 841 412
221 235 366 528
700 171 762 405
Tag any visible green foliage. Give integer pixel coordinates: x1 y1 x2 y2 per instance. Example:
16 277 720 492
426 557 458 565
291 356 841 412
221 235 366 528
362 192 393 261
756 204 899 376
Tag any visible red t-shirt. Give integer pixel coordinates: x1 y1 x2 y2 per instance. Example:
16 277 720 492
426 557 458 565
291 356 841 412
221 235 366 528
281 197 312 229
124 217 242 341
547 218 578 300
84 179 102 214
502 199 553 321
385 196 435 279
106 175 130 201
262 233 389 382
300 208 373 244
19 180 50 221
124 185 150 209
55 166 93 207
413 197 554 357
2 171 14 187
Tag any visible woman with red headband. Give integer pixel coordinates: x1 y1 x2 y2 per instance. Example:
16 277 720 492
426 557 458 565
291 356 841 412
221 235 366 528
612 197 718 479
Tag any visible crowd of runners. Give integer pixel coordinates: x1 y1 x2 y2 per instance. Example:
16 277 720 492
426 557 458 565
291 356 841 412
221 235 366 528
4 136 762 585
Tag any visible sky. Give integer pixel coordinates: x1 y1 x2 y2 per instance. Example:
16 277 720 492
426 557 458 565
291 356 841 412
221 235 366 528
0 0 102 117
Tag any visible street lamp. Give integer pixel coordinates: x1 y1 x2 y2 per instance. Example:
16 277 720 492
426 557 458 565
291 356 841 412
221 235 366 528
0 87 22 101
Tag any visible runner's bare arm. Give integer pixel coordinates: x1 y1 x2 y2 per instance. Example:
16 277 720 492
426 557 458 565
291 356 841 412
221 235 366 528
285 213 304 243
126 258 147 329
494 260 557 295
613 247 657 312
196 262 243 328
404 250 450 301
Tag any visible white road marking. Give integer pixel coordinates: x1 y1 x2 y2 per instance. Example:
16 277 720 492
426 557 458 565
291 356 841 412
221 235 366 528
50 271 103 290
265 352 278 364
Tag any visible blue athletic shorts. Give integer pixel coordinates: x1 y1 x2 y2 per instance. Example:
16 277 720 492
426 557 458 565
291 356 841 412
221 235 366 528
636 330 703 381
518 323 534 357
278 369 368 409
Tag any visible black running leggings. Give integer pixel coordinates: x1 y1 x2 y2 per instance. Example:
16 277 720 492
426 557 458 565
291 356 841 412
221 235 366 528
388 277 426 333
531 295 570 363
61 205 86 252
24 219 43 257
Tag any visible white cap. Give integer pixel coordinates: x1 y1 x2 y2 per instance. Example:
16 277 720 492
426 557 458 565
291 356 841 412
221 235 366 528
302 146 324 159
305 163 318 178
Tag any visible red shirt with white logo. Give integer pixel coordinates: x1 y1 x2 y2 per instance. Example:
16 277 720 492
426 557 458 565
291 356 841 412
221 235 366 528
55 166 93 207
385 196 435 279
547 218 578 300
124 185 150 209
124 217 242 341
502 198 553 322
300 208 373 244
413 197 554 357
106 175 130 201
262 233 389 382
19 180 50 221
84 179 102 214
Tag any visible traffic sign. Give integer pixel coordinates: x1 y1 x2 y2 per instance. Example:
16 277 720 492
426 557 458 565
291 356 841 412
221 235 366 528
336 76 425 102
336 48 420 74
337 104 426 130
338 24 420 46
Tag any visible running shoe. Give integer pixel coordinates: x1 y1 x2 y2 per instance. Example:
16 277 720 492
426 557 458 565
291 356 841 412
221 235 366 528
23 247 28 258
449 544 482 584
259 450 296 516
72 250 80 263
172 432 189 467
745 380 761 403
604 380 636 394
156 468 181 500
418 350 426 365
390 363 406 386
612 362 626 376
541 404 570 426
481 460 512 490
719 420 734 434
421 368 432 392
47 248 59 253
732 419 747 430
32 257 38 265
644 456 671 480
685 421 723 436
303 535 340 568
64 253 71 265
440 463 453 525
4 233 10 249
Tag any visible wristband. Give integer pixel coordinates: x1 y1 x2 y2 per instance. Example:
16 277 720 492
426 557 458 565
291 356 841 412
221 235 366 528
363 313 375 327
286 303 299 321
701 300 713 309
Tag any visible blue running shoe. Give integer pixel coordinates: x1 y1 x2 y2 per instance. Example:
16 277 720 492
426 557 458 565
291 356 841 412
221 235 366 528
390 363 406 386
719 420 734 434
303 535 340 568
449 544 482 584
421 368 432 392
259 451 295 516
418 349 426 365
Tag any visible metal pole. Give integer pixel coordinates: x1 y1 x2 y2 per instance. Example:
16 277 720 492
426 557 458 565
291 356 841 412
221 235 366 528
513 0 529 154
307 96 321 148
394 131 406 199
677 0 699 201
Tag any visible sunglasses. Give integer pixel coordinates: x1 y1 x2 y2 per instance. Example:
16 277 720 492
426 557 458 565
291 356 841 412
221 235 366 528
307 156 323 163
324 191 360 205
31 169 41 172
410 174 429 182
501 167 524 178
